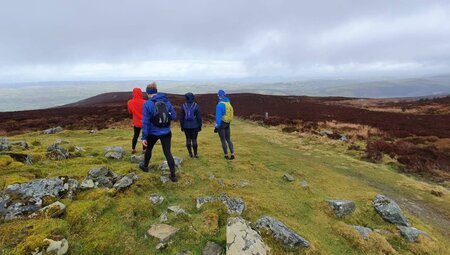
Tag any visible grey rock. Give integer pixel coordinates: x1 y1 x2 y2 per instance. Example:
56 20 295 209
80 179 95 190
113 173 138 191
130 154 144 163
156 242 167 250
38 237 69 255
42 126 63 134
327 200 355 218
3 152 33 165
149 194 165 205
300 180 309 188
351 225 373 240
373 194 410 227
147 224 179 242
105 146 125 160
398 226 429 242
47 143 69 160
255 216 310 249
168 206 189 215
29 201 66 219
0 137 10 151
89 129 97 134
226 217 268 255
196 196 216 209
283 174 295 182
10 141 29 149
160 176 170 183
202 241 223 255
196 194 245 215
88 166 116 179
160 211 169 223
160 156 183 171
340 135 348 142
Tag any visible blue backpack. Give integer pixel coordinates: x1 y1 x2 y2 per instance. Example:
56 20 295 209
183 103 198 121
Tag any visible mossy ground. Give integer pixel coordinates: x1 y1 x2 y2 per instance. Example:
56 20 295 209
1 120 449 254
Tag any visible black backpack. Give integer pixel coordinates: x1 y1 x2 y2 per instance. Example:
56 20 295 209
151 101 171 128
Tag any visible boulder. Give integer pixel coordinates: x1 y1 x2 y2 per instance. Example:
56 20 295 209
105 146 125 160
255 216 310 250
196 194 245 215
47 143 69 160
29 201 66 219
147 224 179 242
0 177 78 221
160 156 183 171
327 200 355 218
351 225 373 240
373 194 410 227
226 217 269 255
42 126 63 134
149 194 165 205
398 226 428 242
10 141 29 149
202 241 223 255
283 174 295 182
130 154 144 164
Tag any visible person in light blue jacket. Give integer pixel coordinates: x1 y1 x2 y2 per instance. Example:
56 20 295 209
214 89 235 160
139 82 178 182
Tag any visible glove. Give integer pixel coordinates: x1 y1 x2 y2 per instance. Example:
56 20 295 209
214 128 218 133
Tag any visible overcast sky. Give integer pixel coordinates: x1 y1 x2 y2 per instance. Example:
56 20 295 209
1 0 450 82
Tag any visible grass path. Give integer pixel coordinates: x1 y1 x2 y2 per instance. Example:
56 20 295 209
0 120 449 254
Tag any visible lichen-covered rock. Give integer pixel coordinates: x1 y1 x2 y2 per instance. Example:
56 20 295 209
42 126 63 134
351 225 373 240
196 193 245 215
149 194 165 205
255 216 310 250
105 146 125 159
202 241 223 255
327 200 355 218
159 156 183 171
113 173 138 191
47 143 69 160
398 226 429 242
373 194 410 227
147 224 179 242
29 201 66 219
226 217 268 255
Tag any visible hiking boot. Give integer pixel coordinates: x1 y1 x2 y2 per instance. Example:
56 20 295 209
230 155 235 160
189 153 194 158
224 155 230 160
170 175 178 182
139 162 149 172
131 149 137 154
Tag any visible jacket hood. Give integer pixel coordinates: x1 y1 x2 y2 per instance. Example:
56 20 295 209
132 88 143 99
150 93 169 102
185 93 195 103
219 96 230 103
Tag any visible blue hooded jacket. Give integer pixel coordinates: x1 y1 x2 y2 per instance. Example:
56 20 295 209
180 93 202 130
142 93 177 139
215 96 230 128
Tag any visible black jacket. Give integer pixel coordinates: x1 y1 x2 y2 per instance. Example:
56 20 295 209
180 93 202 130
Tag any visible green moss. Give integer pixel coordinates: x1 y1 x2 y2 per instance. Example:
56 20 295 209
0 155 13 167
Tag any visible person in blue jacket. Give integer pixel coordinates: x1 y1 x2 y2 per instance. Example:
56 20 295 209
214 90 235 160
139 82 178 182
180 92 202 158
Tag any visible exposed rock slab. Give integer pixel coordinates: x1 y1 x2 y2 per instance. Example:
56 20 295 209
327 200 355 218
226 217 268 255
255 216 310 250
147 224 179 242
373 194 410 227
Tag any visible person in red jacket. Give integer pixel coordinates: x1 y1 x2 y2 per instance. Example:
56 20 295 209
127 88 146 154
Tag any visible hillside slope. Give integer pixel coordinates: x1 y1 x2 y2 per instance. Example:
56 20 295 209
1 120 449 254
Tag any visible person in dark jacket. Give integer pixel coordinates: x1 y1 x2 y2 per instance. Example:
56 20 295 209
127 88 146 154
139 82 178 182
180 92 202 158
214 89 235 160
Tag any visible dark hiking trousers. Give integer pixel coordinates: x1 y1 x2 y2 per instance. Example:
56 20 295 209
132 126 147 151
218 122 234 155
184 128 199 156
144 132 176 176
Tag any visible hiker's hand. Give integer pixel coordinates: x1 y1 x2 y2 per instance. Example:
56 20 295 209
142 140 148 147
214 128 218 133
181 128 184 132
198 127 202 132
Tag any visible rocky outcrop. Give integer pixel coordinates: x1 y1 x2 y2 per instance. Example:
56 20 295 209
47 143 69 160
327 200 355 218
80 167 138 191
373 194 410 227
0 177 78 221
255 216 310 250
196 193 245 215
105 146 125 160
226 217 269 255
42 126 63 134
398 226 429 242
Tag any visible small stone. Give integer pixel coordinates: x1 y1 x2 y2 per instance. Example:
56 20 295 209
160 176 170 183
147 224 179 242
130 154 144 163
89 130 97 134
113 175 134 191
149 194 165 205
327 200 355 218
168 206 188 215
351 225 373 240
44 237 69 255
255 216 310 250
29 201 66 219
300 180 309 188
156 243 167 250
226 217 268 255
202 241 223 255
283 174 295 182
105 146 125 160
239 180 250 187
160 211 168 222
374 229 392 236
398 226 429 242
373 194 410 227
10 141 29 149
160 156 183 171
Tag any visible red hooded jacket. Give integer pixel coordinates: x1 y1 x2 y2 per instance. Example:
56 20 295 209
127 88 146 127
